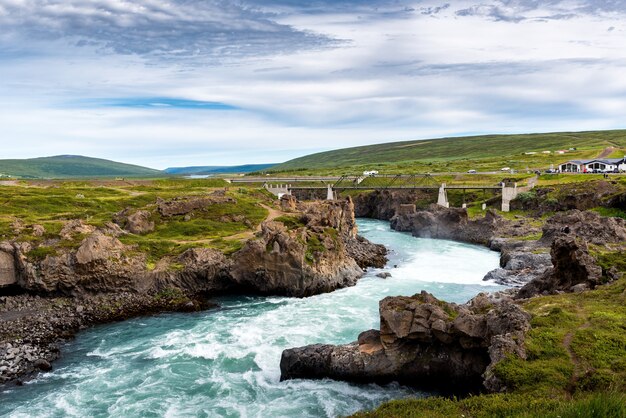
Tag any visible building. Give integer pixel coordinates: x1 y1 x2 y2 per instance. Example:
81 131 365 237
559 158 626 173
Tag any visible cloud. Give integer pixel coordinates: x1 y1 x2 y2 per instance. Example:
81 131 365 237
0 0 337 60
74 97 239 110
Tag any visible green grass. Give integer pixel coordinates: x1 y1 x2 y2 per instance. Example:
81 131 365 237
0 178 271 261
273 215 306 230
352 392 626 418
0 155 162 179
271 130 626 174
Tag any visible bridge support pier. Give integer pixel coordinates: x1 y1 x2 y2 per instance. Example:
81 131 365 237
326 184 335 201
437 183 449 208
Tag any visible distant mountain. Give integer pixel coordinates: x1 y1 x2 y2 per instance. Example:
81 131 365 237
0 155 162 179
164 164 276 175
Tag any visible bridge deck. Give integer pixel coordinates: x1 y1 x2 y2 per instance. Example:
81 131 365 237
290 185 503 190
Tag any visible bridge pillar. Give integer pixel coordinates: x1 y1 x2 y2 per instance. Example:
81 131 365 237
326 184 335 201
437 183 449 208
501 182 517 212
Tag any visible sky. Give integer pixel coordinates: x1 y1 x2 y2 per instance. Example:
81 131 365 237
1 0 625 169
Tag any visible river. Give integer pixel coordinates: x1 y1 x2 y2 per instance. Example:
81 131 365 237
0 219 502 417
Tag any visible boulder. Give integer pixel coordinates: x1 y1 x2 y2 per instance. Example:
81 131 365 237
517 235 603 298
0 251 16 288
114 209 154 234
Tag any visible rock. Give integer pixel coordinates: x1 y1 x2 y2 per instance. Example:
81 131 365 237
33 359 52 371
114 209 154 234
156 192 235 217
352 190 431 220
390 205 506 245
281 291 530 394
10 219 25 235
344 235 387 269
376 272 391 279
75 233 125 265
229 199 374 297
517 235 603 298
541 210 626 245
280 194 298 211
32 225 45 237
59 220 96 241
0 251 17 288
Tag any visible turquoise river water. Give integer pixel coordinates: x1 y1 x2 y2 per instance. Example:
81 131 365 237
0 219 503 417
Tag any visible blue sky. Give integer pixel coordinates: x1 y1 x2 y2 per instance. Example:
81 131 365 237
1 0 625 168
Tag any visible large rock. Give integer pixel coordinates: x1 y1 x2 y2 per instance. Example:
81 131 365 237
541 210 626 245
156 192 235 217
280 291 530 394
230 198 380 297
0 250 16 288
114 209 154 234
483 242 552 287
517 235 603 298
352 190 431 220
390 205 504 245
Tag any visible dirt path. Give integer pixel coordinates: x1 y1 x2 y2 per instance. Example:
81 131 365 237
224 204 288 242
563 321 591 393
597 147 615 158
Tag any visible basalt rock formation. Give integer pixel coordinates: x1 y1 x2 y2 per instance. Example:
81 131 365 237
516 235 604 298
280 290 530 394
230 198 386 296
352 190 432 220
390 204 506 245
541 209 626 245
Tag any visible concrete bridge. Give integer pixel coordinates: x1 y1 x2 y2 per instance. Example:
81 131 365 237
254 174 536 212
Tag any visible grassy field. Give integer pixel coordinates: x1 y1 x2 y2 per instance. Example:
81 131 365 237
271 130 626 175
0 155 162 179
0 178 273 260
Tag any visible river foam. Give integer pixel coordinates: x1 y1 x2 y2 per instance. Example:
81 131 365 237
0 219 502 417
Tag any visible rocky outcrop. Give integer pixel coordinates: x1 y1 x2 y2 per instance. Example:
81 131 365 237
344 235 387 269
156 191 235 217
113 209 154 234
541 209 626 245
230 198 382 297
390 205 505 245
510 181 621 214
353 190 432 220
483 240 552 287
0 249 16 288
280 291 530 394
516 235 603 298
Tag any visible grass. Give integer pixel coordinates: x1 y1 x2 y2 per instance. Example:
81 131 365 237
0 178 272 262
272 130 626 174
351 392 626 418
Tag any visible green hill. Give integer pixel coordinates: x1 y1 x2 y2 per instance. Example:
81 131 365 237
0 155 162 179
274 130 626 173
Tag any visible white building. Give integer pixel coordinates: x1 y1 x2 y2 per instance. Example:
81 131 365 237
559 158 625 173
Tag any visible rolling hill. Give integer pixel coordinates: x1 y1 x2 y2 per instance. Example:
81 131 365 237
0 155 162 179
274 130 626 172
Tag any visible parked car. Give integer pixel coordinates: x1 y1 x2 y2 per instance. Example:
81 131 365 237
545 169 557 174
363 170 379 176
467 169 477 174
500 167 511 172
